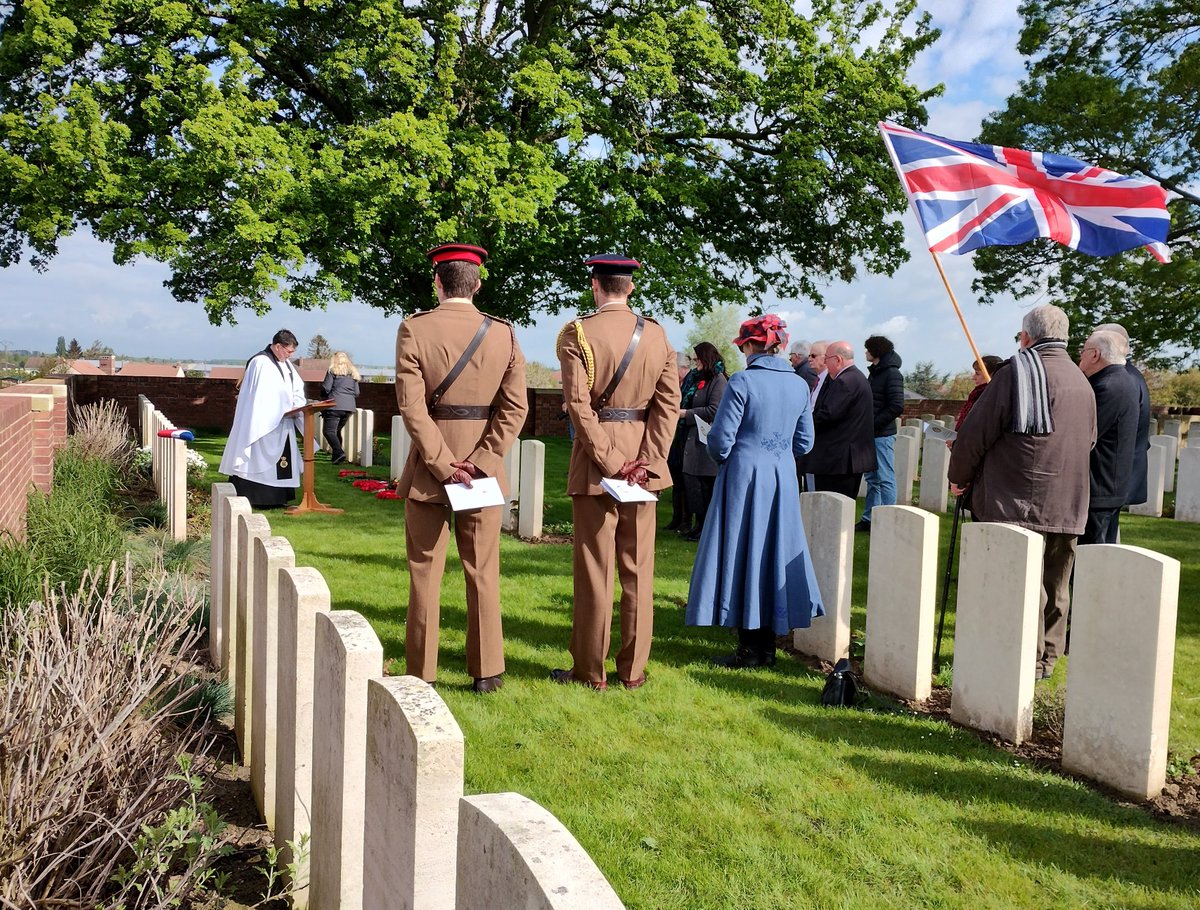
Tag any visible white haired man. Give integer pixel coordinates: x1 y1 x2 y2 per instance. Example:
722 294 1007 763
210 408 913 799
948 305 1096 681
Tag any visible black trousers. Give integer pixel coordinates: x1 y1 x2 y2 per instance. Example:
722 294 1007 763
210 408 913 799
812 473 863 501
683 473 715 527
323 409 352 461
666 429 687 523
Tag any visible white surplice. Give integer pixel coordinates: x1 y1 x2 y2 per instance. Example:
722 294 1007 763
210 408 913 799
219 350 306 487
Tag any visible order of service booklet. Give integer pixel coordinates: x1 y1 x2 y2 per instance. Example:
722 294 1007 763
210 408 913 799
600 476 659 503
443 476 505 511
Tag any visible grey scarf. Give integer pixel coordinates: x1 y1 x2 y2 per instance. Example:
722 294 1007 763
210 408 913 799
1011 339 1067 434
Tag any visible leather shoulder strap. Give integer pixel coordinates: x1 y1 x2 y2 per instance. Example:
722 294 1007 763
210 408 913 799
428 316 493 408
595 315 644 410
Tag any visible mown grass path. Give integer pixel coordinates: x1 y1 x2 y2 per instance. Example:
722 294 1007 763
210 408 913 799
194 434 1200 909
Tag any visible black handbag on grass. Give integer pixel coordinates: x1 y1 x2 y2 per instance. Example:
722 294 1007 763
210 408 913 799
820 658 862 708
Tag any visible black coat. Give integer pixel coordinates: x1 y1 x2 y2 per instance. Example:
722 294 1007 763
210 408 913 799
806 363 876 474
867 350 904 437
1125 363 1151 505
1088 363 1139 510
794 360 819 392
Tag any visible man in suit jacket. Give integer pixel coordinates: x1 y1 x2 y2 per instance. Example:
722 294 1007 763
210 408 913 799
806 340 876 500
553 254 680 690
394 242 528 693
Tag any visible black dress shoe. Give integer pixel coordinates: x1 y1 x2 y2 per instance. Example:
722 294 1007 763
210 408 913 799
712 647 773 669
472 674 504 693
684 527 703 542
665 518 683 531
854 519 871 533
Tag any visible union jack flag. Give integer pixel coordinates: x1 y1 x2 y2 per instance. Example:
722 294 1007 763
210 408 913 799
878 122 1171 262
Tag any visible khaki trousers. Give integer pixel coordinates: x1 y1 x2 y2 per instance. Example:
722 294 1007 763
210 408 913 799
405 498 504 681
569 495 657 685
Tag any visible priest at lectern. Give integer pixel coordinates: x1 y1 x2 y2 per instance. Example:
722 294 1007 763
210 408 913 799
219 329 306 508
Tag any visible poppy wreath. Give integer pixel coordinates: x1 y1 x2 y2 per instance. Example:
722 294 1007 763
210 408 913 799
351 479 390 493
338 469 369 481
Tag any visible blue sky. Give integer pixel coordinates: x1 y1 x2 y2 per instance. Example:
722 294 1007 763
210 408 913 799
2 1 1031 375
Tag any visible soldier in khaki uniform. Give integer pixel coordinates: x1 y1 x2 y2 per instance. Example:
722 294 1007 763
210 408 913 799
395 243 528 693
552 254 680 690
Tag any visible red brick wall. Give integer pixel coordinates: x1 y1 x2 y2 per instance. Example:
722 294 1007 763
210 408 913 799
0 382 68 541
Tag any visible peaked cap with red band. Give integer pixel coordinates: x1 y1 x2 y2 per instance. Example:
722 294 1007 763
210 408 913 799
427 243 488 266
732 314 789 350
585 253 641 276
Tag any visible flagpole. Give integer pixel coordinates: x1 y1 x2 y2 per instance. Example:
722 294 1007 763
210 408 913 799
928 250 990 382
878 121 993 382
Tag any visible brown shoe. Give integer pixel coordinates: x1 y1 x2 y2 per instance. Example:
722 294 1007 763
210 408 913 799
550 668 608 691
472 674 504 694
619 675 647 690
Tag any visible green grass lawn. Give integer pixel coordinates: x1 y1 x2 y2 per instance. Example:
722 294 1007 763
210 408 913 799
193 434 1200 910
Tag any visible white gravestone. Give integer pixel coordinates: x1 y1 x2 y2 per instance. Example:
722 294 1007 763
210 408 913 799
893 433 919 506
864 505 937 701
455 793 625 910
1130 441 1167 517
1150 433 1178 493
1063 544 1180 799
357 408 374 467
1175 446 1200 523
792 492 853 663
918 436 950 514
310 611 384 910
251 535 295 828
518 439 545 540
950 523 1044 744
391 415 412 482
501 442 522 532
221 497 252 689
209 482 237 670
235 512 271 766
363 677 464 910
275 567 332 908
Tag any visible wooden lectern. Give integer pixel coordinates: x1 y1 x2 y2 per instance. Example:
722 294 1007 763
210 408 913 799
285 400 343 515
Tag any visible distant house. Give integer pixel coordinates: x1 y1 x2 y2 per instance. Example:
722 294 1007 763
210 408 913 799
55 359 105 376
117 361 185 379
24 356 46 372
209 366 246 381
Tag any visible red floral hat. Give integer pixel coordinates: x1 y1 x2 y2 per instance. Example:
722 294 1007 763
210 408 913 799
732 314 789 350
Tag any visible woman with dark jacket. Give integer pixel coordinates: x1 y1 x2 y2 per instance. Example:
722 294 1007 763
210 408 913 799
320 351 361 464
857 335 904 532
679 342 727 541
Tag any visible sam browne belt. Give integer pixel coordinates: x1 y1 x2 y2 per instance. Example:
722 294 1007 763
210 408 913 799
597 407 647 422
429 404 493 420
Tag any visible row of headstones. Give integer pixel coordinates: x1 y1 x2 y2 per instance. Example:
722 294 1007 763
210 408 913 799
388 416 548 539
313 408 375 466
208 484 622 909
790 493 1179 800
137 394 187 541
894 415 1200 522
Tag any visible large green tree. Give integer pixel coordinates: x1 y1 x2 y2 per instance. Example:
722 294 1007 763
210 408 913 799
973 0 1200 364
0 0 937 326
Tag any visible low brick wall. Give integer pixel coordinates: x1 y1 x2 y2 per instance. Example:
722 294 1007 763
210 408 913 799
68 375 574 438
0 381 68 541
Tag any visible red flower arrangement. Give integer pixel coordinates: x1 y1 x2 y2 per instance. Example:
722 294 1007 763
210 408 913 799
375 490 401 500
338 469 368 480
352 479 390 492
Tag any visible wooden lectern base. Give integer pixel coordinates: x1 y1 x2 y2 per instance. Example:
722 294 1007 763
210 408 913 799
284 399 344 515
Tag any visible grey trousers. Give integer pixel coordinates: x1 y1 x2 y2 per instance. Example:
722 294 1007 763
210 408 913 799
1038 532 1077 670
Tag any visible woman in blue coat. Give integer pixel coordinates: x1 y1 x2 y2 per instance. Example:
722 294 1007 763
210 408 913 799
685 314 824 668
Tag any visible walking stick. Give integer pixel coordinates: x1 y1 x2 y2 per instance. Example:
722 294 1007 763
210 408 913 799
934 493 965 674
